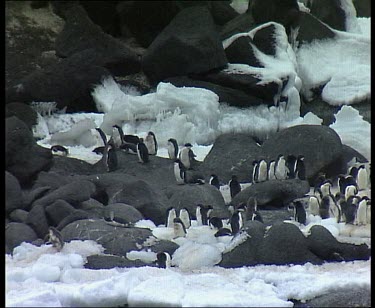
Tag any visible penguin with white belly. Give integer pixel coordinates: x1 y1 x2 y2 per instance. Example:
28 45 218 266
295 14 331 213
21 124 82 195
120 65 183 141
179 143 196 169
144 131 158 155
166 207 177 228
356 165 368 191
179 208 191 229
156 252 172 268
274 154 287 180
257 159 268 182
268 160 276 180
137 138 149 163
174 159 187 185
167 138 179 160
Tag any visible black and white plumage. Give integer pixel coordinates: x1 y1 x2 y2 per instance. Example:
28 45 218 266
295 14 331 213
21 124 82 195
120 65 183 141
174 159 186 185
51 145 69 156
344 185 358 201
144 131 158 155
348 166 359 179
166 207 177 228
96 128 118 172
343 196 361 224
156 252 171 268
179 143 196 169
356 165 368 191
179 208 191 229
46 227 64 251
308 195 320 216
268 160 276 180
313 173 326 194
252 160 259 183
355 196 369 225
366 199 371 225
137 138 149 163
286 154 297 179
173 217 187 238
230 210 243 235
209 174 220 190
195 204 213 226
209 216 223 230
338 175 358 195
244 197 263 223
327 195 341 223
113 125 138 154
229 175 241 199
275 154 287 180
257 159 268 182
167 138 179 160
292 200 306 225
317 180 334 199
319 196 331 219
295 155 306 180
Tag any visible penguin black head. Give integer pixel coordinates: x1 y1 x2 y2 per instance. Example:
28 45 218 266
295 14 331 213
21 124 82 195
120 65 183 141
252 160 258 166
209 216 223 230
156 252 171 269
51 145 69 156
184 143 193 147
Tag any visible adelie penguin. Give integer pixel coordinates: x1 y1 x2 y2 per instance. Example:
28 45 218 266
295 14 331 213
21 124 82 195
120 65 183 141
356 196 370 225
95 128 118 172
268 160 276 180
144 131 158 155
113 124 138 154
179 143 196 169
167 138 179 160
209 174 220 190
179 208 191 229
51 145 69 156
274 154 287 180
156 252 171 269
173 217 187 238
45 227 64 251
229 210 243 235
295 155 306 180
166 207 177 228
229 175 241 199
257 159 268 182
343 195 361 224
286 154 297 179
195 204 213 226
292 200 306 225
137 138 149 163
174 159 187 185
308 195 320 216
208 216 223 230
252 160 259 183
356 164 368 191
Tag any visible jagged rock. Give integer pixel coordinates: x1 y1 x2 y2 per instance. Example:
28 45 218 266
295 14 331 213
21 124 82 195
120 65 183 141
6 117 53 187
76 198 106 218
48 156 96 176
6 171 25 214
352 0 371 18
6 222 39 253
32 171 71 191
142 6 227 83
45 199 76 226
22 186 51 210
56 209 91 231
252 23 278 56
309 0 346 31
224 35 263 67
297 11 335 45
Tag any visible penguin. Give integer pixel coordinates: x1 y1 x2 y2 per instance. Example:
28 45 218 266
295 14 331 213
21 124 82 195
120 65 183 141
166 207 177 228
179 208 191 229
343 195 361 224
366 199 371 225
230 210 243 235
313 173 326 195
355 196 369 225
209 174 220 190
285 154 297 179
274 154 287 180
46 227 64 251
268 160 276 180
144 131 158 155
229 175 241 199
214 227 232 237
92 146 105 155
319 196 331 219
327 195 342 223
257 159 268 182
195 204 213 226
345 185 358 201
113 124 138 154
167 138 179 160
209 216 223 230
356 164 368 191
137 138 149 163
174 159 186 185
156 252 171 269
318 180 333 199
308 195 320 216
252 160 259 183
244 197 263 223
338 175 358 195
50 145 69 156
348 165 359 179
295 155 306 180
292 200 306 225
104 137 118 172
173 217 187 238
179 143 196 169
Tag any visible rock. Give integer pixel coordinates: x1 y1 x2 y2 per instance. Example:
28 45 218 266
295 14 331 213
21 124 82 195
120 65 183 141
6 117 53 187
45 199 76 226
258 209 293 226
6 171 25 213
9 209 29 223
48 156 96 176
61 219 153 256
76 198 105 218
252 23 278 56
6 222 39 253
297 11 335 45
85 254 154 269
352 0 371 18
165 75 264 108
104 203 144 224
5 102 38 130
224 35 263 67
231 179 310 209
300 96 340 126
165 184 229 218
209 1 239 26
142 6 227 83
31 179 96 208
220 12 256 40
22 186 51 210
341 145 368 164
56 209 91 231
251 0 300 35
257 222 324 265
32 171 71 191
219 220 266 267
25 203 49 239
306 225 371 262
309 0 346 31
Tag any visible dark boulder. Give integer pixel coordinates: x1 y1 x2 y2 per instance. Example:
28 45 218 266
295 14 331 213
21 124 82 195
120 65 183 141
25 203 50 239
209 1 239 26
104 203 144 225
6 117 53 187
6 222 39 253
32 171 71 191
142 6 227 83
5 102 38 130
220 12 256 40
85 254 154 269
22 186 51 211
165 184 229 219
56 209 91 231
224 36 263 67
48 156 96 176
256 222 323 265
252 23 278 56
231 179 310 209
352 0 371 18
31 179 96 208
306 225 371 262
258 208 294 226
6 171 25 214
297 11 335 45
45 199 76 226
309 0 346 31
9 209 29 223
61 219 153 256
76 198 106 218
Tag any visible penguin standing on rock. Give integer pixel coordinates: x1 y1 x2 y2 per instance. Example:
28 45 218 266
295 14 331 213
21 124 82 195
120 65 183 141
268 160 276 180
137 138 149 163
209 174 220 190
286 155 297 179
230 210 243 235
195 204 213 226
144 131 158 155
45 227 64 251
275 154 287 180
179 143 196 169
292 200 306 225
252 160 259 183
96 128 118 172
295 155 306 180
167 138 179 160
112 125 138 154
229 175 241 199
257 159 268 182
51 145 69 156
356 165 368 191
156 252 171 268
174 159 187 185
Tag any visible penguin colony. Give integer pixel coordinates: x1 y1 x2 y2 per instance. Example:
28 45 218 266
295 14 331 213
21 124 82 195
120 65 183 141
289 163 371 226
